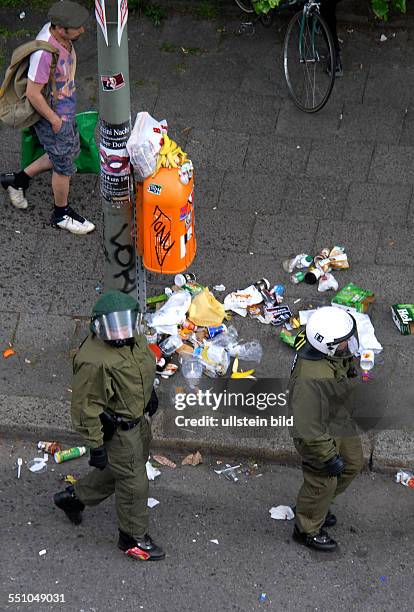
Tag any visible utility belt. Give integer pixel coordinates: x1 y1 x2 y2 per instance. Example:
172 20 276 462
100 410 142 441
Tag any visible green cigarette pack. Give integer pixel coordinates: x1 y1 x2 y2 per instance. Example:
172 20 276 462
331 283 375 314
391 304 414 335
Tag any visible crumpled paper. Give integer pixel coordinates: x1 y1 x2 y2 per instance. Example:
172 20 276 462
269 505 294 520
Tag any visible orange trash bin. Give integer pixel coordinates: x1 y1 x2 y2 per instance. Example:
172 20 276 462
136 167 196 274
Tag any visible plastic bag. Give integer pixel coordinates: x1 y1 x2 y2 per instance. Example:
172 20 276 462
188 288 225 327
126 111 167 180
21 111 100 174
145 291 191 335
230 340 263 363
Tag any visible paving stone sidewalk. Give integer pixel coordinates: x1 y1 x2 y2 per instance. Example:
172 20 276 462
0 4 413 469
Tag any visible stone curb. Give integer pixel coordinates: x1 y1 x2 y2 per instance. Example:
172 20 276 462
2 395 413 472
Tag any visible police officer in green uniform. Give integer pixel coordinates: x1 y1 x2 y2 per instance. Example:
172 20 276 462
288 306 363 552
54 290 165 561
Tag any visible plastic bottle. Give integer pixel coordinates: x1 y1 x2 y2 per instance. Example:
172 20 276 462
296 254 313 269
54 447 87 463
290 271 305 284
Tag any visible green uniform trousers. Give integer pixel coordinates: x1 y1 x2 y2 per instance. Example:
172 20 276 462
294 436 363 535
74 416 152 538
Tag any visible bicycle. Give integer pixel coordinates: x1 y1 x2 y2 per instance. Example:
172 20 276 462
235 0 336 113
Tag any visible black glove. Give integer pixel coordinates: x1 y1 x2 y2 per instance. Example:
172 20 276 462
89 445 108 470
325 454 345 477
145 388 159 417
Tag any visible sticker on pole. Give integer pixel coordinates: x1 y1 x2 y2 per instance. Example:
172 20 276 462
95 0 108 46
101 73 126 92
99 120 131 202
118 0 128 46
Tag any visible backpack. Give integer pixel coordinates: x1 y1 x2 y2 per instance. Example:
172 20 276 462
0 40 59 130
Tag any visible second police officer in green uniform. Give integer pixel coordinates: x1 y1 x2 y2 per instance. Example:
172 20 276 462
54 290 165 561
288 306 364 551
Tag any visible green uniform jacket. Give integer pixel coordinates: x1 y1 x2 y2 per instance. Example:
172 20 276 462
288 355 359 463
71 332 156 448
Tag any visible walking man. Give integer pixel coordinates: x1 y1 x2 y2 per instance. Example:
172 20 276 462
54 290 165 561
289 306 363 551
1 1 95 235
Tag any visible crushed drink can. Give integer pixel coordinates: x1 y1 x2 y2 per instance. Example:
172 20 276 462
174 272 196 287
38 441 61 455
207 324 227 339
254 278 270 292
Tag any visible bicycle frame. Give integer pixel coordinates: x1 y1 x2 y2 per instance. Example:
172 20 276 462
298 0 321 62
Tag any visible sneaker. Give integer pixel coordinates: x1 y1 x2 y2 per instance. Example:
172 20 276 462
0 173 28 209
118 530 165 561
51 207 95 235
54 485 85 525
292 525 337 552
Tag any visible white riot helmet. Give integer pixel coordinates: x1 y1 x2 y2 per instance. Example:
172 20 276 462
295 306 358 360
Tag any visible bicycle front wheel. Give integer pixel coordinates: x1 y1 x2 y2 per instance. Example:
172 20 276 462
235 0 255 13
283 10 335 113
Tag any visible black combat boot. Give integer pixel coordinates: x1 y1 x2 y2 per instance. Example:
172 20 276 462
54 485 85 525
292 506 337 528
118 530 165 561
293 525 337 551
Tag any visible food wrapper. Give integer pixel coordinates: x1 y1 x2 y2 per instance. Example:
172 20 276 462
224 285 263 317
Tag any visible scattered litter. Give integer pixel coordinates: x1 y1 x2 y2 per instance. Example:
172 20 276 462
38 441 61 455
269 505 295 520
153 454 177 468
210 539 219 545
332 282 375 314
213 284 226 292
95 282 103 294
17 457 22 479
395 470 414 488
391 304 414 335
380 34 387 42
293 298 301 304
38 549 47 556
147 498 160 508
214 464 240 482
64 474 77 485
2 347 15 359
54 447 87 464
259 593 268 603
15 230 21 233
28 457 48 474
182 451 203 466
146 461 161 480
24 358 31 364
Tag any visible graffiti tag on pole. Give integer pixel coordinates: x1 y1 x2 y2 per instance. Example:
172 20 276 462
99 119 131 202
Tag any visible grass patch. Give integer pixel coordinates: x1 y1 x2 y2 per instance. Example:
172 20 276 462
0 27 37 38
172 62 186 74
0 0 50 7
128 0 167 26
160 41 177 53
182 47 203 56
193 1 222 20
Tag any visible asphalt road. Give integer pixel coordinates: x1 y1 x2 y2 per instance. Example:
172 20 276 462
1 435 413 612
